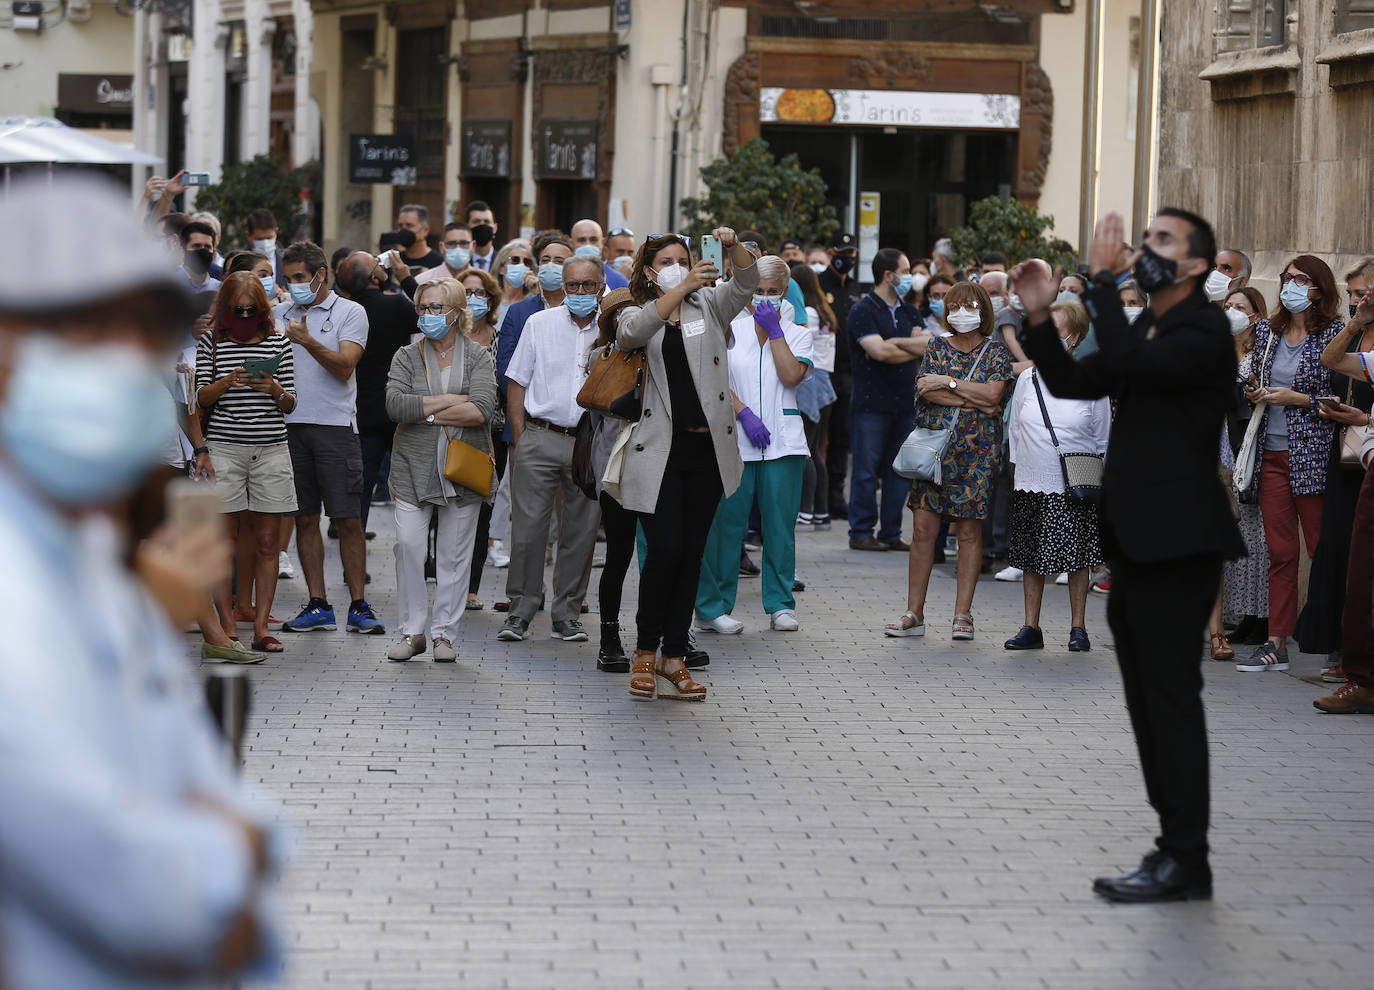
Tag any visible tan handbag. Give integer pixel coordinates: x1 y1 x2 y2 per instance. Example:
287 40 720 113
421 342 495 497
577 343 647 420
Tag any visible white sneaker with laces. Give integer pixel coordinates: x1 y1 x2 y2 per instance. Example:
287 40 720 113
278 550 295 580
770 609 800 632
486 540 510 568
695 614 744 635
995 565 1023 582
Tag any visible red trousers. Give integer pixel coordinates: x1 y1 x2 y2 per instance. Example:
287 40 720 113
1257 450 1324 639
1341 466 1374 689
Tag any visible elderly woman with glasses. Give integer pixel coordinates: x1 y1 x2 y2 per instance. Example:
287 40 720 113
383 277 497 663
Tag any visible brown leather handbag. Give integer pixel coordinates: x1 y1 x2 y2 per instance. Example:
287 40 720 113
576 343 647 421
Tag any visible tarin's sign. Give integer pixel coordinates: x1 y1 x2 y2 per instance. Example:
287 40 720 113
760 88 1020 130
349 133 417 185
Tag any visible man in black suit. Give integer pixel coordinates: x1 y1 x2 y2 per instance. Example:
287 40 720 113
1011 210 1245 904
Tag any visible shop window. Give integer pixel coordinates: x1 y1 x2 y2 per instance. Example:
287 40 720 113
1338 0 1374 33
1215 0 1286 52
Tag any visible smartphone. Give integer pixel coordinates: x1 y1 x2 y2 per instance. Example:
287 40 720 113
182 171 212 186
701 234 723 275
166 478 222 531
1316 395 1342 407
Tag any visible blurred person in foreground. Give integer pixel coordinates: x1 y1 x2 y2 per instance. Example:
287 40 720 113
0 175 282 988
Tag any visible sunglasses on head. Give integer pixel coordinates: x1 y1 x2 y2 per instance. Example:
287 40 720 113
608 227 635 238
650 233 693 250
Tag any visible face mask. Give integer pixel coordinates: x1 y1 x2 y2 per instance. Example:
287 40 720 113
467 294 490 323
566 293 599 318
228 313 261 341
471 224 495 247
1132 243 1181 292
288 277 318 306
445 246 471 270
417 313 450 339
0 334 174 505
831 255 854 275
1204 269 1233 302
574 245 601 259
252 238 277 255
1010 294 1024 312
1055 290 1080 305
752 293 782 310
1280 280 1313 314
1351 303 1360 320
946 309 982 333
538 262 564 292
892 273 913 297
809 262 827 274
988 295 1006 312
505 263 529 288
911 272 930 294
611 255 634 273
259 275 276 298
1225 307 1251 334
929 299 945 319
651 263 686 293
1123 305 1145 323
185 247 213 274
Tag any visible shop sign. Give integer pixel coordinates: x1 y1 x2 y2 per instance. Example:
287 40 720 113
858 191 880 284
57 74 135 114
461 120 511 178
759 88 1020 130
348 133 417 185
536 119 597 180
614 0 631 30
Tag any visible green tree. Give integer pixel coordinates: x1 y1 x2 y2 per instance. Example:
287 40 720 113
947 196 1078 272
190 154 322 250
680 138 839 248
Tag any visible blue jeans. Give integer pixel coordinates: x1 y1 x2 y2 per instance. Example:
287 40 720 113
848 409 914 544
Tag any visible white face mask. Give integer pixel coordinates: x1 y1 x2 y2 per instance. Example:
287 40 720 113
946 309 982 333
1204 269 1233 302
988 295 1006 312
1123 305 1144 323
911 272 930 294
252 237 277 255
651 263 686 293
1009 294 1024 313
808 262 826 274
1225 307 1251 335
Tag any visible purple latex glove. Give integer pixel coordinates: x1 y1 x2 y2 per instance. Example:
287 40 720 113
753 298 785 340
737 406 771 449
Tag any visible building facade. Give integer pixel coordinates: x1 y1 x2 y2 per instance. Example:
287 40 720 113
1157 0 1374 289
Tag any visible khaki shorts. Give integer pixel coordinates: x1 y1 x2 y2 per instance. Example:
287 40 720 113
207 440 298 514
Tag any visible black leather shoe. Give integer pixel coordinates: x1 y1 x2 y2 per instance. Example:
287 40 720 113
1068 626 1091 652
739 550 761 576
848 537 889 552
684 648 710 669
597 620 629 672
884 538 910 552
1093 851 1212 903
1004 625 1044 650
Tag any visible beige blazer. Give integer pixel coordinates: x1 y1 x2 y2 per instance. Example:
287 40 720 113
612 260 759 514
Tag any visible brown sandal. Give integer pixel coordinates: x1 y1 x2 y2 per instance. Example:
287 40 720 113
629 649 657 700
1209 632 1235 661
654 656 707 702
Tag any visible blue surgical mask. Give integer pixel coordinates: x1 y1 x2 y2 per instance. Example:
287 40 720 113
566 293 599 318
752 293 781 310
288 277 318 306
893 273 913 297
445 246 471 270
504 263 529 288
417 313 451 339
467 294 490 322
538 263 564 292
929 299 945 318
259 275 276 298
0 334 175 505
574 245 602 259
1280 280 1313 314
610 255 634 273
1055 290 1080 305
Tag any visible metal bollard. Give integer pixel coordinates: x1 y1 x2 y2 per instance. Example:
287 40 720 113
202 668 252 767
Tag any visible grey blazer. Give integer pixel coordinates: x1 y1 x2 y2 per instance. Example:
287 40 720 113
385 337 498 508
612 260 759 514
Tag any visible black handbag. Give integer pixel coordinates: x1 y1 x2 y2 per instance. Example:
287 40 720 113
1031 370 1104 505
570 412 599 501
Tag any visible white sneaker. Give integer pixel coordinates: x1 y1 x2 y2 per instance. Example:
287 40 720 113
1055 572 1069 586
278 550 295 580
486 540 510 568
770 609 800 632
995 565 1023 582
695 613 744 635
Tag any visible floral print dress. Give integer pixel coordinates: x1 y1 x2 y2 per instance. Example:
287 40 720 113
908 336 1014 520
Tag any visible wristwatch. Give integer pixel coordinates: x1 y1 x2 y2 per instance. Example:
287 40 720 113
948 380 959 392
425 413 436 425
192 445 209 457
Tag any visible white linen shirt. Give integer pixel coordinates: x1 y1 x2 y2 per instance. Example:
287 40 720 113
726 310 813 462
1007 366 1111 494
274 291 369 429
506 304 598 428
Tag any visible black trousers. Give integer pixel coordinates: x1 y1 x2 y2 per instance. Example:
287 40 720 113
635 432 722 657
599 489 638 625
800 406 830 518
1107 552 1222 872
826 372 851 513
468 435 508 595
358 426 395 531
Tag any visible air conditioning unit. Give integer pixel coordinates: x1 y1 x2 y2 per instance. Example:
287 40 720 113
67 0 91 23
12 1 43 30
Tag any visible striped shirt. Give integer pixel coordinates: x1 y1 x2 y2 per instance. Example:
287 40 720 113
195 332 296 445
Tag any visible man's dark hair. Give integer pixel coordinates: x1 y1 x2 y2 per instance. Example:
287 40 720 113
179 220 216 247
330 246 354 272
465 200 491 219
981 251 1008 267
444 221 471 235
398 203 429 225
1157 208 1218 267
872 247 904 283
246 208 278 233
336 253 375 297
158 212 190 239
532 229 572 259
283 240 328 277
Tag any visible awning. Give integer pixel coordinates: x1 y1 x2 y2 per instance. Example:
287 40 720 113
0 115 163 165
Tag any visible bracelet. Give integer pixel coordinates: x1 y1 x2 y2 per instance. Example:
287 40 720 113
192 446 209 457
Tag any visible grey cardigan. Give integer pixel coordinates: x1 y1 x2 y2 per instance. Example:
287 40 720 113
612 260 758 514
385 337 498 507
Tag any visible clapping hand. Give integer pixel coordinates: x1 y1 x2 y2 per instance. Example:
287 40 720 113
1007 261 1057 320
753 299 785 339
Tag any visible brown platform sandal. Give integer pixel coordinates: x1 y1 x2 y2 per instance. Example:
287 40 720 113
654 656 707 702
1209 631 1235 661
629 649 657 700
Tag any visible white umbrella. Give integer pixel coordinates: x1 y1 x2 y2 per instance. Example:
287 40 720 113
0 115 163 167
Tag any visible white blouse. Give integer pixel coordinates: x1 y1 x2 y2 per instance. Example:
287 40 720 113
1007 367 1111 494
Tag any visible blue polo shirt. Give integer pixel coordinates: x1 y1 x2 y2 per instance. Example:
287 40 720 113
495 293 547 442
847 291 921 415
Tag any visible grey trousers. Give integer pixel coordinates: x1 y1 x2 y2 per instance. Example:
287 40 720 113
505 422 601 623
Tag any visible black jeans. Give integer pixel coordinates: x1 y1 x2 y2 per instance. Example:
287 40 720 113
358 426 394 531
599 489 638 624
800 406 831 519
826 372 851 513
635 432 723 657
469 434 508 595
1107 553 1221 873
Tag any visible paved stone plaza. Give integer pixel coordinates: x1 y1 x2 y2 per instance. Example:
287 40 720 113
230 514 1374 990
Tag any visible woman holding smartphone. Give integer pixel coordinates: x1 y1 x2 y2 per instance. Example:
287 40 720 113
615 229 759 701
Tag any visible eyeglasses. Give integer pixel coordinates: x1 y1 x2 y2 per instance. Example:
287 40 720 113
1280 271 1313 287
608 227 634 238
417 304 451 315
232 305 258 317
444 239 471 249
950 303 981 313
564 280 605 294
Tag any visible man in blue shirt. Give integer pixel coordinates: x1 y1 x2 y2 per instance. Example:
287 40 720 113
496 231 575 444
846 248 931 551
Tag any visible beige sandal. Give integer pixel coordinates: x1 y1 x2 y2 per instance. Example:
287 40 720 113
883 610 925 638
952 613 975 641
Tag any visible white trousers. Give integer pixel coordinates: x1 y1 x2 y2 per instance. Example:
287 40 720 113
490 467 512 542
393 498 480 642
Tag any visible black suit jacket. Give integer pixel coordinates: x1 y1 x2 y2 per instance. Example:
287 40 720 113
353 288 420 433
1019 284 1245 565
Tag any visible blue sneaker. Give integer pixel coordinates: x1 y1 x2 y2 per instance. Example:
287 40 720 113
346 600 386 635
282 600 336 632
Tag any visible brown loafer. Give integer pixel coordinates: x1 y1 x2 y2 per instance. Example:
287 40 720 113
848 537 889 552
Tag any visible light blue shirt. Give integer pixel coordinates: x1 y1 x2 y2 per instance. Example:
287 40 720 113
274 290 370 429
176 266 220 296
0 467 283 988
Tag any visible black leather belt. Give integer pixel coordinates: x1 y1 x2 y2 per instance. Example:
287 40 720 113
526 416 578 436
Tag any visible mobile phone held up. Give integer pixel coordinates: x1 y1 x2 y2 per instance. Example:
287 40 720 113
701 235 723 278
182 171 212 186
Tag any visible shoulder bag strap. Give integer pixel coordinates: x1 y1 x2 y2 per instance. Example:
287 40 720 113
942 340 993 426
1030 369 1063 454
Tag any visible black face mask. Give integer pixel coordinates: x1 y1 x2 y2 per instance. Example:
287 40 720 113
471 224 495 247
185 247 214 275
831 255 854 275
1132 244 1180 293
